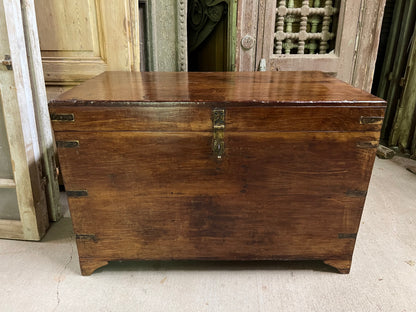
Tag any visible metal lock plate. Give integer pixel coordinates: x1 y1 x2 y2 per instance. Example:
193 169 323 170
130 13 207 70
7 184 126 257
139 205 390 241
212 108 225 159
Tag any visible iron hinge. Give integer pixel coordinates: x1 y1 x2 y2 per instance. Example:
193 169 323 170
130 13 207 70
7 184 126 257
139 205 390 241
56 140 79 148
1 55 12 70
50 113 75 122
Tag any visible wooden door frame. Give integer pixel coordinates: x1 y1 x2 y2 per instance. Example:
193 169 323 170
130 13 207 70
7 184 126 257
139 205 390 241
235 0 259 72
1 0 49 240
21 0 61 221
351 0 386 92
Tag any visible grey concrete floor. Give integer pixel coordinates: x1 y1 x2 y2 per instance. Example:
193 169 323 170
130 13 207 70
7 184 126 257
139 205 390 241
1 157 416 312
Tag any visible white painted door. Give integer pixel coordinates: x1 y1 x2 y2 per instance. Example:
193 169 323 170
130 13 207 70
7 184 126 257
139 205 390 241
0 0 49 240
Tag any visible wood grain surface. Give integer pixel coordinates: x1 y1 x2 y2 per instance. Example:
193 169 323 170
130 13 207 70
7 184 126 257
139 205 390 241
56 130 379 274
50 71 385 106
50 71 385 275
50 106 385 132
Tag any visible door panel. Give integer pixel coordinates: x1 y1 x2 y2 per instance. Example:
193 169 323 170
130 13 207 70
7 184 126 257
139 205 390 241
34 0 140 98
36 0 100 56
0 98 13 179
0 0 49 239
236 0 386 90
0 95 19 221
261 0 359 83
0 189 20 221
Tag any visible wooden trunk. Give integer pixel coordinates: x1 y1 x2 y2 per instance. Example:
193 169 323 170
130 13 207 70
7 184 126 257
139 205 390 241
49 72 386 275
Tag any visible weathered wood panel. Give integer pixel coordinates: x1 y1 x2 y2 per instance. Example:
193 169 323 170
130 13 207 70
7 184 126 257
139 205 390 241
235 0 259 71
375 0 416 149
21 0 61 221
239 0 385 92
146 0 187 71
0 0 49 240
389 24 416 156
351 0 387 92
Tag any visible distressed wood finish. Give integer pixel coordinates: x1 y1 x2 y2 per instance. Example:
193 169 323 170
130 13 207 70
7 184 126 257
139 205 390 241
143 0 187 72
242 0 385 91
259 0 361 81
21 0 61 221
351 0 387 92
0 0 49 240
50 72 385 275
235 0 259 71
389 25 416 156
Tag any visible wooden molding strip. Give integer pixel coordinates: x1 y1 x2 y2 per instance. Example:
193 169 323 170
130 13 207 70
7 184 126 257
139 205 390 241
0 219 24 240
0 178 16 188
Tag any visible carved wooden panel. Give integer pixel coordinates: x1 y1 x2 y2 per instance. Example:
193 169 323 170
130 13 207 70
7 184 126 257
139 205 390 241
144 0 188 71
260 0 357 81
274 0 339 55
237 0 386 91
236 0 259 71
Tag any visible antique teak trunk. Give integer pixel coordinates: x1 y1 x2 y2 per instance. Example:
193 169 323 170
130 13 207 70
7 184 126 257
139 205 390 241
49 72 386 275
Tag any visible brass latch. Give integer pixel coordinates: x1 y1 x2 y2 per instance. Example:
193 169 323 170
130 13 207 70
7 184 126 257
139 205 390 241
212 108 225 159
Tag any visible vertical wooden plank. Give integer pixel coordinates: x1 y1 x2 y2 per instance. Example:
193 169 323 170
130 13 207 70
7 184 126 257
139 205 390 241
129 0 141 72
389 26 416 151
146 0 187 71
376 0 405 100
235 0 260 71
2 0 48 240
255 0 274 71
382 1 416 142
20 0 61 221
412 125 416 158
227 0 238 71
0 89 13 180
97 0 134 70
352 0 387 92
333 0 362 83
0 1 18 227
